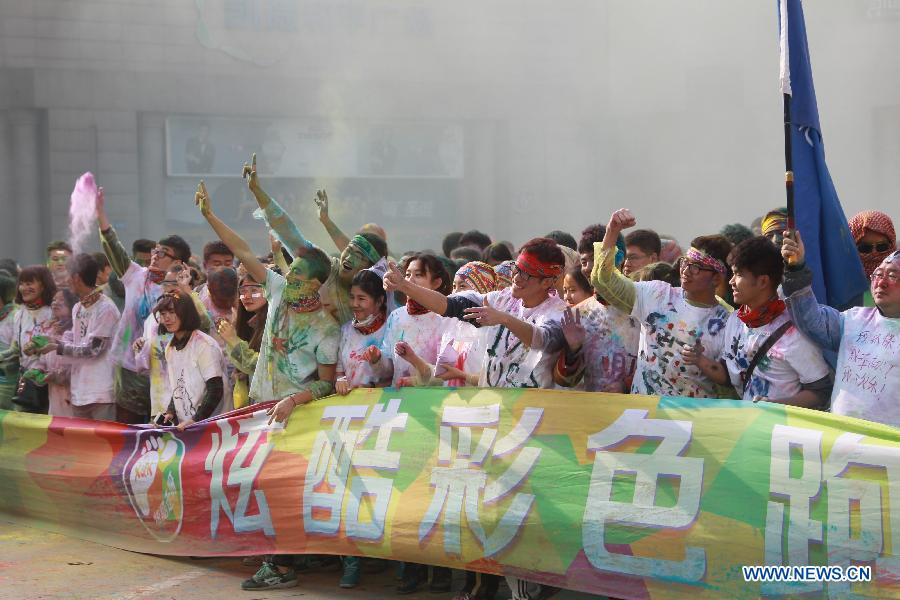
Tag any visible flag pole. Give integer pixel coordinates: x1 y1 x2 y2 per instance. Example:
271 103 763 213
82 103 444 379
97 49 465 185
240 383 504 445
783 92 795 230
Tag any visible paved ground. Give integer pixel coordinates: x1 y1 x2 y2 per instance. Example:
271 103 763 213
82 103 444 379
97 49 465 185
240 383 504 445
0 519 603 600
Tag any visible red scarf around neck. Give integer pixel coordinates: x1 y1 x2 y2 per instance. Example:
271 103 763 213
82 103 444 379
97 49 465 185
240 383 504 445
737 297 786 328
406 299 430 316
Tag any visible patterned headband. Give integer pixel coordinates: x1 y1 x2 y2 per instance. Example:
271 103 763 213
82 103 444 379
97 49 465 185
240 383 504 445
456 261 497 294
685 247 727 275
516 251 564 279
494 260 515 287
761 210 788 236
349 235 382 265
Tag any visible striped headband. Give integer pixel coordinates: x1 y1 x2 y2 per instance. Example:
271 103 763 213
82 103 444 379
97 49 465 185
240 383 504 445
516 251 564 279
456 261 498 294
349 235 381 265
685 247 727 275
761 209 788 237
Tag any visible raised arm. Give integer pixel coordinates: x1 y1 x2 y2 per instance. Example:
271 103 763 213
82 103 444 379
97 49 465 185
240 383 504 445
383 261 449 316
243 154 315 256
96 187 132 278
195 181 269 285
781 231 844 353
590 209 637 315
314 190 351 252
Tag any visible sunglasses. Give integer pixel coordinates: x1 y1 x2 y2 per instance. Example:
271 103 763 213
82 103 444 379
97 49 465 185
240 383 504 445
857 242 892 254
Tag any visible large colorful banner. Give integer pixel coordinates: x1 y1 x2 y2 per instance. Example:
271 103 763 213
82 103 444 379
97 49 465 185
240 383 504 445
0 388 898 598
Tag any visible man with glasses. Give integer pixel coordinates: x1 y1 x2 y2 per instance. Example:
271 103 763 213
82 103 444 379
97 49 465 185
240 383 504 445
782 232 900 427
384 236 578 600
591 208 733 398
96 186 192 423
622 229 661 277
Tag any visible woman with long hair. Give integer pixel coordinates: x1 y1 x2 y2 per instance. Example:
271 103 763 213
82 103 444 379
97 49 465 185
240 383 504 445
216 270 269 409
155 292 225 430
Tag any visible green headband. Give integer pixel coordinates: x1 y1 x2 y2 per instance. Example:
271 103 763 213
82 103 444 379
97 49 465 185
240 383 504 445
350 235 381 265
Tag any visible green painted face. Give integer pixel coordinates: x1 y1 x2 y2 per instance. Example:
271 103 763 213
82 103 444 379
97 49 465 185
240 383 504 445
339 246 369 280
282 258 322 304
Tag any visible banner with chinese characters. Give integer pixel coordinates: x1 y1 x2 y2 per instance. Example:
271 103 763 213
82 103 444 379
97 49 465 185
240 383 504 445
0 388 897 599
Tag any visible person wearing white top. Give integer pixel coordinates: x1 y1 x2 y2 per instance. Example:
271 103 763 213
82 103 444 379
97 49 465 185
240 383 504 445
683 237 832 406
155 292 224 430
782 233 900 427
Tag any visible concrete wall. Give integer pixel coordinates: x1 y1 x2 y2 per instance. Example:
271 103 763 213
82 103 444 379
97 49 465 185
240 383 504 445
0 0 897 264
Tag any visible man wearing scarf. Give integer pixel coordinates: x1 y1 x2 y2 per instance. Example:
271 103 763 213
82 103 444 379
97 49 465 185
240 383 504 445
243 155 386 325
384 237 577 600
682 237 832 405
849 210 896 307
96 186 191 423
194 182 340 591
592 208 733 398
783 232 900 428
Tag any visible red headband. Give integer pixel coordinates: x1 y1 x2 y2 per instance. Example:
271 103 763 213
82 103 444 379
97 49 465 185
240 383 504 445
516 251 563 279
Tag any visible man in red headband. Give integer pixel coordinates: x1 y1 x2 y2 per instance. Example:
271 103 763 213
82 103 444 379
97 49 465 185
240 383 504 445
384 237 578 600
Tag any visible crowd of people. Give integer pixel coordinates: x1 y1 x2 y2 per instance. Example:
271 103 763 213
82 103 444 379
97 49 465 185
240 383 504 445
0 153 897 599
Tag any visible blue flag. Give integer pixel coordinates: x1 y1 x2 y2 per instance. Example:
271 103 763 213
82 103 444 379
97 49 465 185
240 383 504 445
778 0 868 309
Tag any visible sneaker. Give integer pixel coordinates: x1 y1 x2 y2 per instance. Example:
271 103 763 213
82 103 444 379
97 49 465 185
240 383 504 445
241 562 298 590
340 556 361 589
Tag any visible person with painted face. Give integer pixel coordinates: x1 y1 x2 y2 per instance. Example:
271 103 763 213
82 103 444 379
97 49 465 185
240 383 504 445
0 266 56 414
38 254 121 421
196 181 340 592
96 186 192 423
682 237 832 406
243 154 387 325
155 292 224 430
216 271 269 410
591 209 733 398
782 232 900 427
195 181 339 417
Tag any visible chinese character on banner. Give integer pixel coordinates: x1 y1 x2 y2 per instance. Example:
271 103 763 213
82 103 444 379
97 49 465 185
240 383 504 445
303 399 408 541
418 405 544 557
205 411 280 539
764 425 900 596
582 409 706 582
